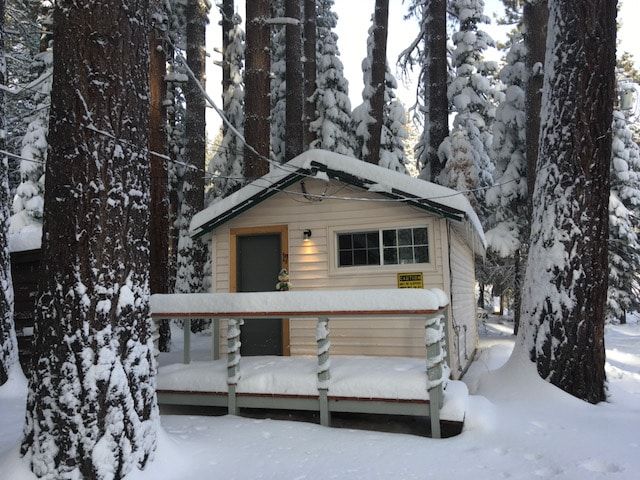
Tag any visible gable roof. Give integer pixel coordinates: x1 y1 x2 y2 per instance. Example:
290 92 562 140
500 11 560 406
191 150 486 252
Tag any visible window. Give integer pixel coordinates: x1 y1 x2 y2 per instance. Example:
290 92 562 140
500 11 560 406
337 226 429 268
337 231 380 267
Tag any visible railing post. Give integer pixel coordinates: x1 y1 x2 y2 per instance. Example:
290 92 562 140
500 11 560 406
211 319 220 360
316 316 331 427
426 313 445 439
227 318 242 415
183 319 191 364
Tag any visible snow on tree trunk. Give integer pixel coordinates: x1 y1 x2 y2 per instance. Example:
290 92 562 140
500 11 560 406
310 0 355 156
285 0 304 161
0 0 19 386
245 0 271 177
21 1 158 477
209 8 245 198
303 0 317 149
516 0 616 404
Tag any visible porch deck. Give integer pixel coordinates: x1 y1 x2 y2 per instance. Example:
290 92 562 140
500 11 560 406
157 355 468 424
151 288 463 437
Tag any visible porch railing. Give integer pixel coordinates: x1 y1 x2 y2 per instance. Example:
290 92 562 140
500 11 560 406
150 289 449 438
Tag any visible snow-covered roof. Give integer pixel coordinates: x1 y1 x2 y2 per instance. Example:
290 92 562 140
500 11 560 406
191 150 485 252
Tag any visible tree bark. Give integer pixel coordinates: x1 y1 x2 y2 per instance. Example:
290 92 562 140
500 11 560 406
185 0 207 213
285 0 304 161
518 0 616 404
21 0 158 476
365 0 389 165
244 0 271 177
0 0 19 386
424 0 449 180
221 0 234 137
149 0 171 352
513 248 522 335
303 0 317 149
524 0 547 217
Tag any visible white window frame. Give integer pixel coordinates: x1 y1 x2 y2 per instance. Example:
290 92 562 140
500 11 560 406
328 221 436 276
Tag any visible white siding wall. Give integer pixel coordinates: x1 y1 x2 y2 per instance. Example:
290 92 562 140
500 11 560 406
448 229 478 375
209 179 473 359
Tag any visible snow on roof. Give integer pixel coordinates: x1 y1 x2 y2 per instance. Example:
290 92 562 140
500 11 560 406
150 288 449 317
191 150 485 251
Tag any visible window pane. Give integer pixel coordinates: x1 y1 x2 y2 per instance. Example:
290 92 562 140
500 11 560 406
367 248 380 265
399 246 413 264
338 234 352 250
339 250 352 266
383 247 398 265
382 229 396 247
414 246 429 263
353 233 366 249
413 227 428 245
398 229 412 246
353 249 367 265
367 232 379 248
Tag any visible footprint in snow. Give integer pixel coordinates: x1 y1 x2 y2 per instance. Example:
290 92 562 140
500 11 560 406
524 453 543 461
493 447 509 455
579 459 624 473
533 466 563 477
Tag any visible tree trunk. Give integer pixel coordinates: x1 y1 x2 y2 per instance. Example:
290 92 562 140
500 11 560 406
424 0 449 180
478 281 485 309
524 0 547 217
178 0 209 330
513 248 522 335
0 0 19 386
364 0 389 165
285 0 304 161
303 0 317 149
21 1 158 476
222 0 234 134
518 0 616 404
244 0 271 177
149 1 171 352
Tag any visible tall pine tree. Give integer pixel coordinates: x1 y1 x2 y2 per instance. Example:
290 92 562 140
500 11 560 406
353 17 408 172
0 0 19 386
439 0 498 219
209 10 245 198
516 0 616 404
310 0 355 156
608 110 640 323
22 0 158 476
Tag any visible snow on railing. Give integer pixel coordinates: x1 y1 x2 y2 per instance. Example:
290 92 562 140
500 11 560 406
150 288 449 437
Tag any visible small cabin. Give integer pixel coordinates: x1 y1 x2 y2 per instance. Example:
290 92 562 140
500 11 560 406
190 150 485 378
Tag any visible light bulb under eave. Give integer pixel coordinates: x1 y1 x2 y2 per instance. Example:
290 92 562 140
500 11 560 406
303 229 312 241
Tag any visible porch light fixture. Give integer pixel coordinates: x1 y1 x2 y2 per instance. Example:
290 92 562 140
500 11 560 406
303 229 312 241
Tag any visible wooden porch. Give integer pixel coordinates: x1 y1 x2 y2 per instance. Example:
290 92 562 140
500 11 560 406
150 289 468 438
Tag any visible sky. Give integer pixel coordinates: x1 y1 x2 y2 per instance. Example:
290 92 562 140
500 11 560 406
205 0 640 136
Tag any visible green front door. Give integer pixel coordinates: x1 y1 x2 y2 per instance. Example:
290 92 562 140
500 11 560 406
237 234 283 356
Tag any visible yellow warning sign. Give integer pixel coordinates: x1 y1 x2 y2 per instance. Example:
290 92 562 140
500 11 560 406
397 272 424 289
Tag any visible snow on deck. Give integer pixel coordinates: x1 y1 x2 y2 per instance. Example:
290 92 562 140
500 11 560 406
157 356 467 423
151 288 449 317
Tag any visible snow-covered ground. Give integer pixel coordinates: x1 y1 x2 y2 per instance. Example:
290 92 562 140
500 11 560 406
1 318 639 479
